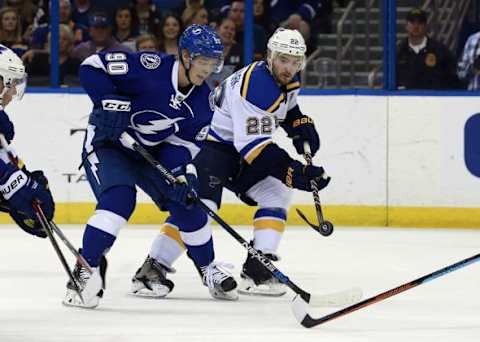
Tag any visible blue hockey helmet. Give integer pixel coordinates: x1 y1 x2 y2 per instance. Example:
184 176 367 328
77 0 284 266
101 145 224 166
179 24 224 73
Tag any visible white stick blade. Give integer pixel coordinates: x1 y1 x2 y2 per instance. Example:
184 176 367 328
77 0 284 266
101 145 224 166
291 294 310 324
310 287 363 307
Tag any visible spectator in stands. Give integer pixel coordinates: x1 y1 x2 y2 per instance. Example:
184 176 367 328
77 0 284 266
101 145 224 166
158 13 182 56
24 24 81 86
135 33 159 51
71 12 132 62
113 5 139 51
0 6 27 56
274 0 331 43
71 0 92 28
226 0 267 60
181 0 209 27
206 16 243 88
29 0 88 50
133 0 162 35
253 0 274 36
4 0 36 36
151 0 184 14
396 8 462 90
457 29 480 90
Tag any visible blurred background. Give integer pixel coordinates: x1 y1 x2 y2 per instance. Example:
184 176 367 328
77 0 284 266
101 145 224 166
3 0 480 91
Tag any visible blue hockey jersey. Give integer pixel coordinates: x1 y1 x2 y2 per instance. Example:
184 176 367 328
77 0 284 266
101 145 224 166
80 52 213 162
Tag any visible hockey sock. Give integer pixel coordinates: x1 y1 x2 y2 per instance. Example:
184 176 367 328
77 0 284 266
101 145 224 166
184 237 214 268
252 207 287 254
82 225 116 267
149 222 186 267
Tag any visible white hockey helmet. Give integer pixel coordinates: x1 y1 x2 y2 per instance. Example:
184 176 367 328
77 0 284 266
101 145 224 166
0 44 27 101
267 28 307 71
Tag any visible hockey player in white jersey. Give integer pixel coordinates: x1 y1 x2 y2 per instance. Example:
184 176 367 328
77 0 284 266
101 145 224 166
0 45 55 239
134 28 329 298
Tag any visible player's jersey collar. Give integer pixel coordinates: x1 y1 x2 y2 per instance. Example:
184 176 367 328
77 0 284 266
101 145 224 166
171 60 196 104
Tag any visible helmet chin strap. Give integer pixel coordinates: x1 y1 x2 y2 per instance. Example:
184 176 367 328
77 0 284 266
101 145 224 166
179 52 194 85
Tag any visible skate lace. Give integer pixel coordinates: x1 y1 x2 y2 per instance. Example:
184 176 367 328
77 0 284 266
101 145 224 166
203 262 234 289
73 264 91 287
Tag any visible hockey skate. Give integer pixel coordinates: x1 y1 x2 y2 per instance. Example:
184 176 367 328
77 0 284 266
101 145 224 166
63 256 107 309
239 252 287 297
131 256 175 298
202 261 238 301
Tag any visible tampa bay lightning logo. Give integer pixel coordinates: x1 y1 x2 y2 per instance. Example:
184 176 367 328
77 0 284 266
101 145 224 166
130 110 184 146
140 53 161 70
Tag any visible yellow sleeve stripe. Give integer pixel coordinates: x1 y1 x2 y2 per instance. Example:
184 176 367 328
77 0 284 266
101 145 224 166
244 140 272 164
206 134 219 142
17 159 25 169
253 218 286 233
286 81 300 91
241 62 258 99
160 224 186 249
266 93 285 113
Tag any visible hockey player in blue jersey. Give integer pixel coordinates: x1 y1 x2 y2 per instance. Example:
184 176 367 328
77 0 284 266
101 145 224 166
62 25 236 308
0 45 54 239
134 28 330 298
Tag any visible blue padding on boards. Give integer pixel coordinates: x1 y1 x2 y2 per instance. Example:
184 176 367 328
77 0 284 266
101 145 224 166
464 113 480 177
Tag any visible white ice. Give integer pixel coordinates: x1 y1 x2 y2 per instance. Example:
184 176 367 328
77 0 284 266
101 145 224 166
0 225 479 342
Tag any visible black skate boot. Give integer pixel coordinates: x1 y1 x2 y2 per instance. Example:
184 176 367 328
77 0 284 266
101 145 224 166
239 249 286 297
131 256 175 298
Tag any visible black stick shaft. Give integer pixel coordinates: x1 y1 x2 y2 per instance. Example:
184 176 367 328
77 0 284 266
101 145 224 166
303 144 325 222
49 221 93 273
33 203 84 304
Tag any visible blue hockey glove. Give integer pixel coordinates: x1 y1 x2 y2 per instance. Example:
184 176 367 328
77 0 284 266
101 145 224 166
88 96 132 142
0 110 14 143
286 115 320 156
0 166 55 238
285 160 330 192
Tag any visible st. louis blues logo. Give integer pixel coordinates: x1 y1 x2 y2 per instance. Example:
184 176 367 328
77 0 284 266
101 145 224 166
140 53 161 70
130 110 184 146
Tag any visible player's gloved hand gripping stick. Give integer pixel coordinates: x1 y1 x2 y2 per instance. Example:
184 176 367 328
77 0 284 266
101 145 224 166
0 134 94 305
295 142 334 236
119 132 363 326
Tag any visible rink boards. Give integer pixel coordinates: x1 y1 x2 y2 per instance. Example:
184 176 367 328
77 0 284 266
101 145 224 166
1 93 479 227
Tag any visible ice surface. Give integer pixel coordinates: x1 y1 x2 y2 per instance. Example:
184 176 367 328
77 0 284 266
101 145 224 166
0 225 479 342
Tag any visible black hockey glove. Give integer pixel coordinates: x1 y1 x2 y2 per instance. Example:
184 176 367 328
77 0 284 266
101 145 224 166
0 109 14 143
170 164 198 208
285 160 330 192
89 96 131 142
284 115 320 156
0 169 55 238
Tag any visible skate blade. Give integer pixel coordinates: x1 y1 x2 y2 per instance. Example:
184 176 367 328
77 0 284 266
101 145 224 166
238 278 287 297
209 288 239 301
130 281 171 298
62 290 99 309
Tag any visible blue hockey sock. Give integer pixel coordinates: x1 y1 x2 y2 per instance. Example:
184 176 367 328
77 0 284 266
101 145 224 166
81 225 116 267
185 237 214 269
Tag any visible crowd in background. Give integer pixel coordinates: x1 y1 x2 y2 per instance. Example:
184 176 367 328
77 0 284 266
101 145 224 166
1 0 479 90
0 0 338 87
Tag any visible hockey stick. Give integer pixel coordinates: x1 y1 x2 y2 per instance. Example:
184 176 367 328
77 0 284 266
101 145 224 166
48 221 93 273
120 132 362 310
32 202 85 304
295 142 334 236
292 252 480 328
0 134 86 301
